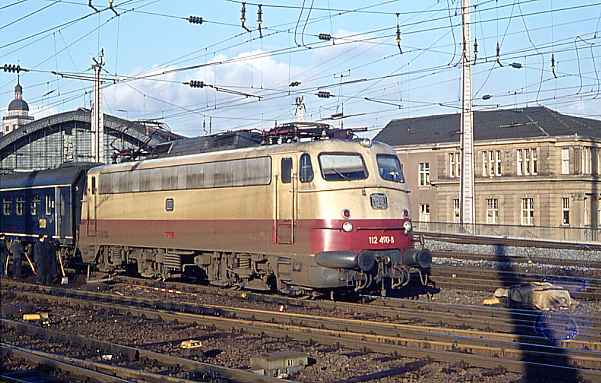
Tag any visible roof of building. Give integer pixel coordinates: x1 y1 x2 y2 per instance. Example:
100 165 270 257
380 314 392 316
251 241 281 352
8 98 29 112
8 82 29 112
374 106 601 146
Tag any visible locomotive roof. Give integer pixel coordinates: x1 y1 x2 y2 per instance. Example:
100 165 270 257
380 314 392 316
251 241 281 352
0 163 95 189
91 138 394 174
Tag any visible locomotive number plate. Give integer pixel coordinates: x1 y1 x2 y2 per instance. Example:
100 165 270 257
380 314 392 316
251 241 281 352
368 235 395 245
370 193 388 209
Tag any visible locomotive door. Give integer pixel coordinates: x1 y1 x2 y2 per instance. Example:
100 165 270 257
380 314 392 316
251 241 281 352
276 157 295 244
86 175 97 237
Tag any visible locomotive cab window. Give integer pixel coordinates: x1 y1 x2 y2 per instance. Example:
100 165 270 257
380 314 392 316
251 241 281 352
299 153 314 183
377 154 405 183
281 158 292 183
319 153 368 181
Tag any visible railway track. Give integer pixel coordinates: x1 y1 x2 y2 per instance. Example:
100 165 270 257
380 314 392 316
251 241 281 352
104 275 601 344
3 280 601 382
433 250 601 271
1 317 285 383
430 266 601 301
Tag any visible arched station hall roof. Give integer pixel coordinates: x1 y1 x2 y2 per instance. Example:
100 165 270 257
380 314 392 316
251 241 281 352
0 108 181 162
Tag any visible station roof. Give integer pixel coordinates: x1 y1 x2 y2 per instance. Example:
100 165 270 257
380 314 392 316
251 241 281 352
374 106 601 146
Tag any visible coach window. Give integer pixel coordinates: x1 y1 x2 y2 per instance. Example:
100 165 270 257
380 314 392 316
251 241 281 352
299 154 314 183
2 199 11 216
281 158 292 183
91 176 97 194
16 197 24 216
165 198 174 212
31 195 40 215
45 195 53 216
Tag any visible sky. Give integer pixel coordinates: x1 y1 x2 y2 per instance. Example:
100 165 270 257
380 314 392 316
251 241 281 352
1 0 600 137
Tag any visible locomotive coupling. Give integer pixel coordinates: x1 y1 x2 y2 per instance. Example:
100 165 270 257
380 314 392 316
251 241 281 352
398 249 432 269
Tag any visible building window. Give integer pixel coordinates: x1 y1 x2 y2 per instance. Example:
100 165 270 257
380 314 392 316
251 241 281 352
419 204 431 222
521 198 534 226
453 199 460 223
584 198 590 227
598 197 601 228
517 148 538 176
486 198 499 224
418 162 430 186
562 197 570 226
581 147 592 175
483 151 502 177
16 197 24 216
482 152 488 177
31 195 40 215
495 150 502 176
2 199 11 216
449 152 460 178
524 149 531 175
561 148 570 175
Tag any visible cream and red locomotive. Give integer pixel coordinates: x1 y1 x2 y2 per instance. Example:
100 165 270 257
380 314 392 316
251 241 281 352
1 123 431 296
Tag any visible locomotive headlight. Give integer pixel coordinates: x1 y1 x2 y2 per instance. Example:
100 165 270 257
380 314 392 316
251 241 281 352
359 138 372 147
403 220 413 234
342 221 353 232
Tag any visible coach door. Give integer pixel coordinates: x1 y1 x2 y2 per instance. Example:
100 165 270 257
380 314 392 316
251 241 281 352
276 157 295 244
86 175 97 237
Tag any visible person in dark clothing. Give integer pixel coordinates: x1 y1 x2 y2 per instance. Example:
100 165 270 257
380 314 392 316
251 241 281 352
10 240 24 279
0 234 7 277
48 239 59 284
33 234 51 284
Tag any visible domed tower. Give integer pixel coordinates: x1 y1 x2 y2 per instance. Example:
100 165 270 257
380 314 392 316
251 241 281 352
2 79 34 136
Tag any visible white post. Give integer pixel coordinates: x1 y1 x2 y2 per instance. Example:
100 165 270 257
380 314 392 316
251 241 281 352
91 51 105 163
460 0 475 227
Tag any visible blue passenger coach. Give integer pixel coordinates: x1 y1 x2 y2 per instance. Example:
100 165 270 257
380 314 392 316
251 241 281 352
0 164 90 247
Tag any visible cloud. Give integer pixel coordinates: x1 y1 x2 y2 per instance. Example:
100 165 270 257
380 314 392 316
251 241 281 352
103 50 302 134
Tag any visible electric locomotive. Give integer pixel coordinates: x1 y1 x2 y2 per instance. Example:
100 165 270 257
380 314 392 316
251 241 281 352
0 123 431 296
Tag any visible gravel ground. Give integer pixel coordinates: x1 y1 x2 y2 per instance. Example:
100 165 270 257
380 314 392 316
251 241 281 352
0 290 526 383
425 239 601 261
0 358 82 383
433 257 601 279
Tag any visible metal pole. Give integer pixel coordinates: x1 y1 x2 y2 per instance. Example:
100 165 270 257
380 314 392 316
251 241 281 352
91 51 105 163
460 0 475 227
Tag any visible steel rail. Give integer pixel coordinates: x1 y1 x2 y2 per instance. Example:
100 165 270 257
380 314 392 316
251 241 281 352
3 282 601 379
1 318 287 383
433 250 601 270
111 276 601 338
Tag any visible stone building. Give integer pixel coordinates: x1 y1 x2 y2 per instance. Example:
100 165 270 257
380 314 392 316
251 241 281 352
2 80 34 136
375 106 601 241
